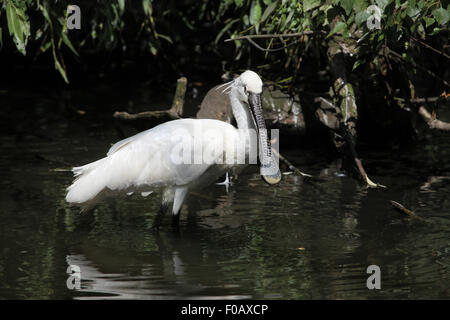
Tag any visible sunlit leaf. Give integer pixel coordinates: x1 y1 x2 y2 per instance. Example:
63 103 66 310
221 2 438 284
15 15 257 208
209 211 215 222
375 0 388 10
423 17 435 27
54 59 69 84
353 0 367 12
40 41 51 53
61 31 79 56
406 6 420 19
250 0 262 32
156 33 173 44
341 0 354 16
432 8 450 25
143 0 150 16
261 1 277 22
284 9 294 30
352 60 361 71
355 11 370 26
303 0 320 12
234 0 244 8
327 21 346 38
118 0 125 14
215 18 239 44
149 42 158 55
6 1 30 55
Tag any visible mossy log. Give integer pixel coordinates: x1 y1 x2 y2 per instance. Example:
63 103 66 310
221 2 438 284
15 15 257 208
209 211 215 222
313 36 383 187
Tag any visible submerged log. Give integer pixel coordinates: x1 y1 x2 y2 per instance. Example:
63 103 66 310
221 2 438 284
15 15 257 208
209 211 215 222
316 36 383 188
390 200 426 221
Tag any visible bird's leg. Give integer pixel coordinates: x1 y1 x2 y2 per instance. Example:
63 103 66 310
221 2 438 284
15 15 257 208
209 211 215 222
171 211 180 229
216 171 232 192
171 186 188 231
152 203 169 232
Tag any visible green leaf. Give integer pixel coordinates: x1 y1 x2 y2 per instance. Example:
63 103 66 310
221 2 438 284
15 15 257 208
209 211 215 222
284 9 294 30
355 11 370 26
61 31 79 56
234 0 244 8
54 59 69 84
417 23 425 35
375 0 387 10
341 0 355 15
352 60 361 71
40 41 51 53
353 0 367 12
143 0 150 16
148 42 158 55
303 0 320 12
118 0 125 14
250 0 262 32
243 14 250 26
156 33 173 44
432 8 450 25
6 1 30 55
215 18 239 45
423 17 435 27
261 1 278 22
327 21 346 38
406 6 420 19
39 4 52 26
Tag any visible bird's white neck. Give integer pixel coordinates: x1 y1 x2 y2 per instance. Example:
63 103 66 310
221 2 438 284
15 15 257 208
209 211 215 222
229 88 255 130
229 88 257 157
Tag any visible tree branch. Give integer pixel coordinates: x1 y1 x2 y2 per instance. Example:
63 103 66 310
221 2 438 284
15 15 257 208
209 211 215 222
244 37 300 52
388 48 450 88
410 36 450 60
418 106 450 131
272 148 312 178
114 77 187 122
224 31 321 42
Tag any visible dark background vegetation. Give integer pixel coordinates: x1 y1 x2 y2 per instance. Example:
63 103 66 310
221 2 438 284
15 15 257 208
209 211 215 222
1 0 449 175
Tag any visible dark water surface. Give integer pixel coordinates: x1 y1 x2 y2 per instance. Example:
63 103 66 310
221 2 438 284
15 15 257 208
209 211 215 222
0 82 449 299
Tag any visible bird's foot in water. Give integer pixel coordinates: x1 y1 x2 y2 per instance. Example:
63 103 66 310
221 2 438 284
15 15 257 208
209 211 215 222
216 172 233 192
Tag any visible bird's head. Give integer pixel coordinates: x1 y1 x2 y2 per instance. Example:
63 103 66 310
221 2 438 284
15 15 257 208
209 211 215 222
222 70 281 185
234 70 263 102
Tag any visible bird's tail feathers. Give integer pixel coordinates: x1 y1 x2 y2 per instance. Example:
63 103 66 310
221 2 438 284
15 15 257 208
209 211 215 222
66 158 110 211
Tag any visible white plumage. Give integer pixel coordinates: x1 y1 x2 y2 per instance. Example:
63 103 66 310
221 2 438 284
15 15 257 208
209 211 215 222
66 70 280 229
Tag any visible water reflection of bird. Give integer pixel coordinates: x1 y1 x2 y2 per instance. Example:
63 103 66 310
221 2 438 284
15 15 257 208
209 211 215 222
66 71 281 229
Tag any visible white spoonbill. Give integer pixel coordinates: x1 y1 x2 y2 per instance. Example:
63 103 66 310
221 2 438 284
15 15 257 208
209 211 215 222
66 70 281 229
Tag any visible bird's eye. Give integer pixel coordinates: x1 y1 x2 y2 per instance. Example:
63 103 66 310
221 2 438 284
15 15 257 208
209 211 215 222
244 86 248 95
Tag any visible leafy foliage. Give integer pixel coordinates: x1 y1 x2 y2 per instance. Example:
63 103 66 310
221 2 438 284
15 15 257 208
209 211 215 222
213 0 449 83
1 0 449 86
1 0 170 83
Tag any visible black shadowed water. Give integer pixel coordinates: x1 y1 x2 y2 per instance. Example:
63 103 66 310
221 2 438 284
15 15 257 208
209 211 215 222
0 80 449 300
